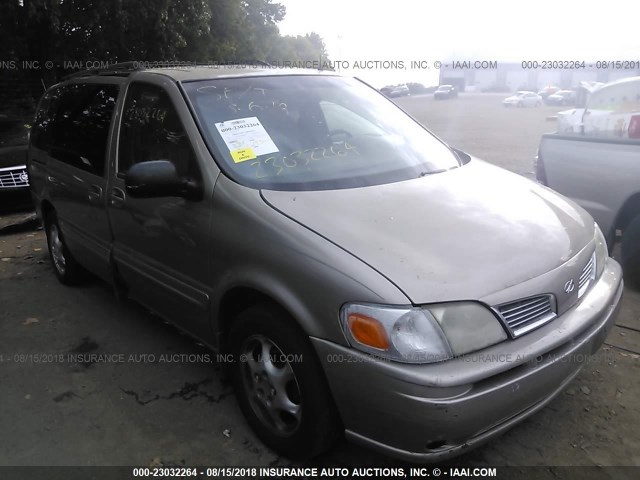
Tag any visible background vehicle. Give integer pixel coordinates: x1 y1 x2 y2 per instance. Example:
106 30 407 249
0 117 30 187
538 85 560 100
406 82 427 94
502 91 542 107
545 89 576 106
537 76 640 285
433 84 458 99
380 84 410 97
0 116 31 209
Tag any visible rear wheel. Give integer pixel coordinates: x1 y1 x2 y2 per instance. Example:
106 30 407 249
44 211 86 285
228 303 341 459
622 216 640 288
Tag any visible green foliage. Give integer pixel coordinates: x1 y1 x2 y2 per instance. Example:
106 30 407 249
0 0 329 116
0 0 327 65
267 33 329 65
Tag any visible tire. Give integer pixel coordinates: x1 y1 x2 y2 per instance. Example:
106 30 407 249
228 303 341 459
621 216 640 288
44 211 86 285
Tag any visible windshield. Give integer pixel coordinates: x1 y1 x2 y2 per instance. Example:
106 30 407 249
183 75 459 191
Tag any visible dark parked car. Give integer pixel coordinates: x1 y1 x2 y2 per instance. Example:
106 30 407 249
0 117 30 206
433 85 458 100
546 90 576 106
406 82 428 95
380 84 410 97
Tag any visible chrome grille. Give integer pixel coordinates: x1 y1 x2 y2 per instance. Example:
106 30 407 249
0 165 29 188
578 252 596 298
495 294 556 337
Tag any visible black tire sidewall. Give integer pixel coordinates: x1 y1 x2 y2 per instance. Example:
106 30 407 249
228 304 340 459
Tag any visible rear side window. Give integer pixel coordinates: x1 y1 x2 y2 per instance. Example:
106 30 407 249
32 83 119 176
118 83 199 179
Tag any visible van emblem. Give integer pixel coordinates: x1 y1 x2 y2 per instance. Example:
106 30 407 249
564 279 575 293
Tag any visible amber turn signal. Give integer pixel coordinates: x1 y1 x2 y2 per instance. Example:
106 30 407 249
347 313 390 350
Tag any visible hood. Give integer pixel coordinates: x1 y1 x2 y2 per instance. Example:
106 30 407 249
261 159 594 303
0 145 28 169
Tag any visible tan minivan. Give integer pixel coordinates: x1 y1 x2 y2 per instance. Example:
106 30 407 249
29 64 623 461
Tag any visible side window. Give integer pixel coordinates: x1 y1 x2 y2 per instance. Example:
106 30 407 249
118 83 199 179
45 84 118 176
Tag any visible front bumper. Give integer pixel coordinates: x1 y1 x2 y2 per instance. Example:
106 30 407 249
312 257 623 462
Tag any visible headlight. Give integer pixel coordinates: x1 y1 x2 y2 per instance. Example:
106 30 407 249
340 302 508 364
594 222 607 278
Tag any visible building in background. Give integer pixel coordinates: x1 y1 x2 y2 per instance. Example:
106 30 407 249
439 61 640 92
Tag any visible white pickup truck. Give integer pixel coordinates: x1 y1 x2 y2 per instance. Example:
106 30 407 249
537 76 640 284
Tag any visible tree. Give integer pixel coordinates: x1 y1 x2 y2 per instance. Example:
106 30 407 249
267 33 329 65
0 0 329 116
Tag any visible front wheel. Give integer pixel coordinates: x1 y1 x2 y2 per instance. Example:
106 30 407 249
228 304 341 459
621 216 640 288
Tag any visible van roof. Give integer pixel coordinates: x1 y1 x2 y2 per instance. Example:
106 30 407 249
63 62 335 82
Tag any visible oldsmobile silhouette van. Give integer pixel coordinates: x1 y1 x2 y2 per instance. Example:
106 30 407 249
29 64 623 461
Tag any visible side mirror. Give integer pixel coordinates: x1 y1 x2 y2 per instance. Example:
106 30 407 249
125 160 202 200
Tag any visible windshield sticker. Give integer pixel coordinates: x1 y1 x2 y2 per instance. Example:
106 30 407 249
230 147 257 163
215 117 279 158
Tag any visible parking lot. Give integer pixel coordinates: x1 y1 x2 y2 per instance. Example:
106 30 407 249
1 93 639 469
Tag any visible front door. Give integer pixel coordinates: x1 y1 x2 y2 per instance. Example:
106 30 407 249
108 81 213 338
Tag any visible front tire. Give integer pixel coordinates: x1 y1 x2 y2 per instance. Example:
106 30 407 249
621 216 640 288
228 304 341 459
44 211 86 285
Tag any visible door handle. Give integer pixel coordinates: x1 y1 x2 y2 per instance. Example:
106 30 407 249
110 187 126 208
88 185 103 203
47 175 60 186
